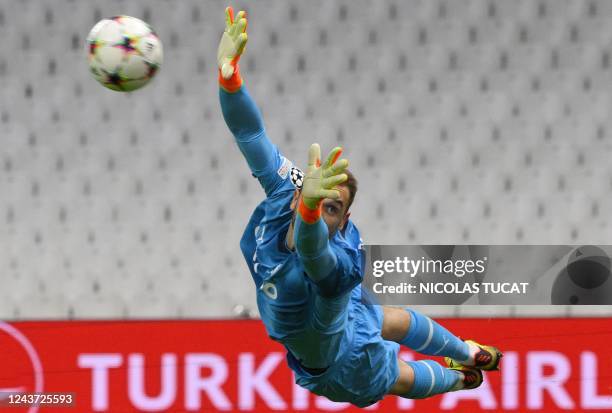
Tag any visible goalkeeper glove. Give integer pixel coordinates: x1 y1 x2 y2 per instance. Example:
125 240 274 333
217 6 248 92
299 144 349 223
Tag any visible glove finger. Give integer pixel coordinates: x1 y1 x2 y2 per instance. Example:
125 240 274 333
320 189 341 200
234 17 247 40
308 143 321 170
323 158 348 178
241 15 248 33
236 10 246 25
229 11 241 37
322 146 343 169
235 32 248 56
322 173 348 189
232 11 246 38
225 6 234 29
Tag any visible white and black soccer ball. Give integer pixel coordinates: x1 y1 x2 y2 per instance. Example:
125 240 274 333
87 15 163 92
290 167 304 189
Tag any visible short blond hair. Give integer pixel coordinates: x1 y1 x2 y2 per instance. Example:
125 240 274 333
339 169 358 212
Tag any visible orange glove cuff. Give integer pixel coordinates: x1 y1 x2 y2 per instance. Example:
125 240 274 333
298 198 322 224
218 64 243 93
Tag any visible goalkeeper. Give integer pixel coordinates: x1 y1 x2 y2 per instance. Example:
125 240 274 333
217 7 502 407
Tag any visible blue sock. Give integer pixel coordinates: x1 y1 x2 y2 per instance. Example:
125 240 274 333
403 360 461 399
400 309 470 362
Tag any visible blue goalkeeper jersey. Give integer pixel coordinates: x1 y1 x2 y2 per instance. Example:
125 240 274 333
220 86 365 369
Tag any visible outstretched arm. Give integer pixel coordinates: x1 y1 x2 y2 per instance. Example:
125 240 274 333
293 145 361 296
220 87 285 195
294 214 336 281
217 7 290 196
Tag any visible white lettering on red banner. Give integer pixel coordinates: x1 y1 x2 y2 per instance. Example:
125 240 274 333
5 319 610 412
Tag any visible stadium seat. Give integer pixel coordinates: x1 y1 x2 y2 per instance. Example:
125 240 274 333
71 294 127 318
1 0 611 319
16 293 71 319
126 292 181 318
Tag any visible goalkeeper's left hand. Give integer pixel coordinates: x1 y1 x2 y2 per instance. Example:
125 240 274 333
217 6 248 91
299 144 349 221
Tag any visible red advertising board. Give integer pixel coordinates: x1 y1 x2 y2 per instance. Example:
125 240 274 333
1 318 611 412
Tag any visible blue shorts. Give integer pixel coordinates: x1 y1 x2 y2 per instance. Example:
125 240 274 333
288 288 400 408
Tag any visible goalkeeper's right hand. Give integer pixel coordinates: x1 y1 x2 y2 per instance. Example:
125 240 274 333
217 6 248 92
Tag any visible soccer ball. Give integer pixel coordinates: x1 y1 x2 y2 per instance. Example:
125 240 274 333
87 16 163 92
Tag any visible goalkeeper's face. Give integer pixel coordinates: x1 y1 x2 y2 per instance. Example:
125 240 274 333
290 186 351 237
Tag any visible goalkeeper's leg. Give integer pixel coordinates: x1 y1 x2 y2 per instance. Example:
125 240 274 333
388 358 482 399
382 307 502 371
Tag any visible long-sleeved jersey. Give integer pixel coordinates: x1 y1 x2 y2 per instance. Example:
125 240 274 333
219 86 365 369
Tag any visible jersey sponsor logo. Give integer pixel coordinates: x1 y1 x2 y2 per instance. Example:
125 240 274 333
277 157 292 180
261 282 278 300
